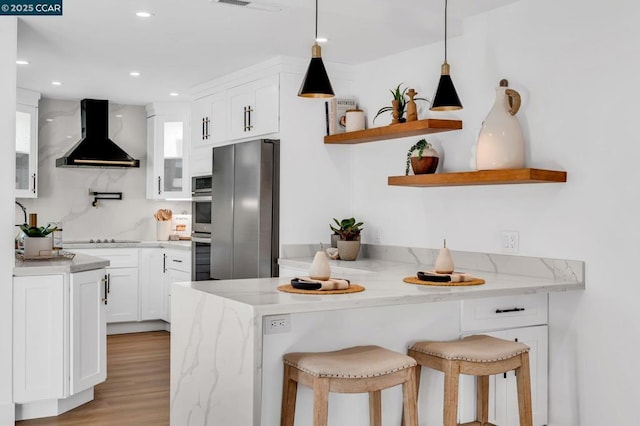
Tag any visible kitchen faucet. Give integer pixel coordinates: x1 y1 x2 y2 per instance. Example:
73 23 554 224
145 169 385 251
15 200 27 225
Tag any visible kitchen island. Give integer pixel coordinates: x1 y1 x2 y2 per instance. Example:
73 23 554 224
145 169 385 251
13 252 110 420
170 248 584 426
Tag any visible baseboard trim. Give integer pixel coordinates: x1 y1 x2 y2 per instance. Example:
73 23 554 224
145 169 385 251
107 320 170 335
15 388 93 421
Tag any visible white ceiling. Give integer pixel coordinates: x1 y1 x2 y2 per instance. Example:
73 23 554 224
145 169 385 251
16 0 521 105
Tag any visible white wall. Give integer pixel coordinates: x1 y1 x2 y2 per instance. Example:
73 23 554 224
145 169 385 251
278 64 355 245
350 0 640 424
18 98 190 241
0 16 16 426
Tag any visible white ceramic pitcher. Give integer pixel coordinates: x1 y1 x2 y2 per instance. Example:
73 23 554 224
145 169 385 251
476 79 524 170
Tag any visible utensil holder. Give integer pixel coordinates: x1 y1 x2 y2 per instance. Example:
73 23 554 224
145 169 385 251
156 221 171 241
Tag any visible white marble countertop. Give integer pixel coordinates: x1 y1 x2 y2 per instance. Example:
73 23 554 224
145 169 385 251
177 254 584 316
14 252 110 276
63 240 191 250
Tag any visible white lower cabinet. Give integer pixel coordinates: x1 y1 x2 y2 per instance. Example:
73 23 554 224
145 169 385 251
163 250 191 323
104 267 139 323
71 249 139 324
139 247 191 323
70 269 107 394
459 294 549 426
13 275 65 403
13 269 107 419
139 248 166 321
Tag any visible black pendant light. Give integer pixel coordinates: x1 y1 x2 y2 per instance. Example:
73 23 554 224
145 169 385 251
430 0 463 111
298 0 334 98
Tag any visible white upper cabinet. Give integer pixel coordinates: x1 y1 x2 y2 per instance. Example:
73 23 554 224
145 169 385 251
190 93 227 177
15 88 41 199
192 92 227 148
228 75 279 140
146 103 191 199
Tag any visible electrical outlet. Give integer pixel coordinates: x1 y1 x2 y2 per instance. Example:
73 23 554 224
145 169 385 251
501 230 519 253
264 314 291 335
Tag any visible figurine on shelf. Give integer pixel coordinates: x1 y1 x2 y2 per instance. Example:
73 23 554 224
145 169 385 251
373 83 429 125
406 88 419 122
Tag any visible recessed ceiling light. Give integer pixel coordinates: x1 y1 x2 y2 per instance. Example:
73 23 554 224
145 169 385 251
136 11 153 18
115 114 123 118
16 60 29 65
51 81 62 86
129 71 141 77
169 92 179 97
315 37 328 43
46 118 54 122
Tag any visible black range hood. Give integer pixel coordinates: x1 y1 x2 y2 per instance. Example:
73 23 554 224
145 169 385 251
56 99 140 168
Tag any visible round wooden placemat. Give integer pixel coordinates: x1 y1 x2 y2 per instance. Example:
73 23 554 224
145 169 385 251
277 284 365 295
403 277 485 287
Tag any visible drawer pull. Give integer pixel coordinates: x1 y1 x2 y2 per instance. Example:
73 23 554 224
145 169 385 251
172 259 183 263
495 307 525 314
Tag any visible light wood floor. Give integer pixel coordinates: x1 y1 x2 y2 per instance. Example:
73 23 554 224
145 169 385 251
17 331 170 426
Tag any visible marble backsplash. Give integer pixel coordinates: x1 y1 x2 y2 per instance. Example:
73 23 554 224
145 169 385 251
15 98 190 241
280 243 584 283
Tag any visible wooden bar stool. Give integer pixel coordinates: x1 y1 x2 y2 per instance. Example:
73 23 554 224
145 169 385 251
408 335 532 426
281 345 418 426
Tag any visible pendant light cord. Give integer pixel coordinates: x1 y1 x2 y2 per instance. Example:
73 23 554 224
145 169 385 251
315 0 318 40
444 0 448 63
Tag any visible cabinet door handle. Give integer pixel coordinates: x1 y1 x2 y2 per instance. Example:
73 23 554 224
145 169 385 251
163 253 167 273
495 307 525 314
246 106 253 131
102 275 108 305
243 106 247 131
202 117 206 140
107 273 111 294
158 176 161 195
207 118 211 139
32 173 36 194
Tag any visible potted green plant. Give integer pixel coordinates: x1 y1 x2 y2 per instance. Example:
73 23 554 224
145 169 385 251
373 83 428 125
405 139 439 175
19 223 57 257
330 218 364 261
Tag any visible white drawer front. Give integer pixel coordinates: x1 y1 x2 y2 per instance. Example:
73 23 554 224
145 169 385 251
72 248 139 268
461 293 547 332
167 251 190 273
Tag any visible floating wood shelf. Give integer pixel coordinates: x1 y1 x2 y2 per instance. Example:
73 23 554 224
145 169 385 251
324 119 463 145
388 168 567 187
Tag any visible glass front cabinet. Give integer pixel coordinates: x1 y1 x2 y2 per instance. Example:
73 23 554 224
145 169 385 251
15 88 41 198
146 103 191 200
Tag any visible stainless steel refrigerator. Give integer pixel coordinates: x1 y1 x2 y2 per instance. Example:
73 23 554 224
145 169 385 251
210 139 279 279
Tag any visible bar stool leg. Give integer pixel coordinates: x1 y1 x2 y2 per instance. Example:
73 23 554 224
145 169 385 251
516 353 533 426
368 391 382 426
443 361 460 426
402 367 418 426
281 364 297 426
313 378 330 426
476 375 489 424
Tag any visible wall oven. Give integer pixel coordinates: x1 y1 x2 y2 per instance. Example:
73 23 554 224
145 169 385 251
192 175 212 234
191 175 212 280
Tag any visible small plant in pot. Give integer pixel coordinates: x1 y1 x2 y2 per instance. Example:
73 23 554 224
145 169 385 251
373 83 428 125
406 138 439 175
330 218 364 261
19 223 57 257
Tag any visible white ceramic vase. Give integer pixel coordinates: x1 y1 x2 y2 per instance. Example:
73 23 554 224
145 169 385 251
476 81 525 170
309 250 331 280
